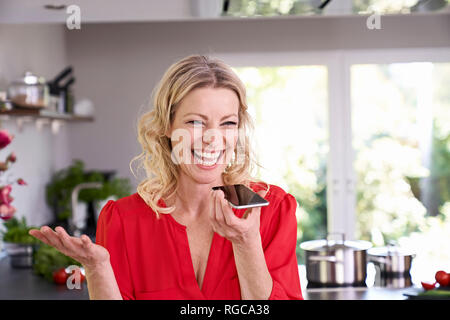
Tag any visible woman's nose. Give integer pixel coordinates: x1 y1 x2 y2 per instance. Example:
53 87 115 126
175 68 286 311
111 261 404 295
201 128 226 149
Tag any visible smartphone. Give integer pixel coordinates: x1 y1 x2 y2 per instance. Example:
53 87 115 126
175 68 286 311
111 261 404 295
212 184 269 209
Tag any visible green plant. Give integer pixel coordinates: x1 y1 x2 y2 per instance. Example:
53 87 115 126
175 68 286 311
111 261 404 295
282 153 328 265
33 244 81 282
1 216 39 244
45 159 132 220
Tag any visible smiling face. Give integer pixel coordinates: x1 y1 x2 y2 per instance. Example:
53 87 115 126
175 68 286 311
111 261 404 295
167 87 240 185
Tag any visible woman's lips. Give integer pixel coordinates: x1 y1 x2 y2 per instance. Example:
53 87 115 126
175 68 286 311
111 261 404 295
191 149 225 166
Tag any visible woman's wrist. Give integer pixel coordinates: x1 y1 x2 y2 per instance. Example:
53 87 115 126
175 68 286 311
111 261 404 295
83 258 111 275
231 231 262 251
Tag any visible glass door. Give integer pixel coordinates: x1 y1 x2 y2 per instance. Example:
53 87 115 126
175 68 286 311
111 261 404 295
233 65 329 264
351 62 450 282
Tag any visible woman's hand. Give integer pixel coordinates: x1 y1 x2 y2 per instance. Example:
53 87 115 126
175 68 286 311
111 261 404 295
29 226 110 269
209 188 268 246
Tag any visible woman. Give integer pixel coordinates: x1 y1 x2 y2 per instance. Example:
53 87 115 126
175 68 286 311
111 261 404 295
29 55 303 300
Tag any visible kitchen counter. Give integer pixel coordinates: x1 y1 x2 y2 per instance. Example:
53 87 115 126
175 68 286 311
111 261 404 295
0 255 418 300
298 264 420 300
304 286 414 300
0 254 89 300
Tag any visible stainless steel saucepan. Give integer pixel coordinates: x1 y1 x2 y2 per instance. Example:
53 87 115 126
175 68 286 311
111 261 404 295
300 233 372 286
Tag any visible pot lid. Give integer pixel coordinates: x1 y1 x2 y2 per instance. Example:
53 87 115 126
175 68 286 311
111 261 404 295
368 246 415 257
300 239 372 252
12 72 46 85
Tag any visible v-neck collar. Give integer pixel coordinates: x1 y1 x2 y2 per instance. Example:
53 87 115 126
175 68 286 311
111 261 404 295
159 197 219 297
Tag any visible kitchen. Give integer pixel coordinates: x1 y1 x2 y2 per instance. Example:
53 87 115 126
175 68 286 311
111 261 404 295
0 0 449 301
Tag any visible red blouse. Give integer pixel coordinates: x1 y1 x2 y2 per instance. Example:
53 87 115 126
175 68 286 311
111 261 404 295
95 182 303 300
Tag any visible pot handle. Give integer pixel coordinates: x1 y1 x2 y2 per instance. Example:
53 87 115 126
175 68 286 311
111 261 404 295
368 255 391 266
308 255 341 263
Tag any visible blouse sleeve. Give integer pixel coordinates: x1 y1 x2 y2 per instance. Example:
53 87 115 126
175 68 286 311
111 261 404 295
95 200 135 300
264 193 303 300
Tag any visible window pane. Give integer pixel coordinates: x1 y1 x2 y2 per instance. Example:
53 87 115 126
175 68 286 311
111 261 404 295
352 62 450 282
234 66 329 264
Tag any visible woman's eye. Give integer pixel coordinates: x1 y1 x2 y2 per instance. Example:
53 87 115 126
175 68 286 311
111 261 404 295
188 120 203 126
222 121 237 126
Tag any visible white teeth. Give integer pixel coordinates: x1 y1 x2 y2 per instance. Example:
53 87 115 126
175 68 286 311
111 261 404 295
192 150 222 166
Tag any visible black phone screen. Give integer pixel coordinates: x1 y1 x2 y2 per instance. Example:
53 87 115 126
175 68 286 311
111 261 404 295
212 184 269 208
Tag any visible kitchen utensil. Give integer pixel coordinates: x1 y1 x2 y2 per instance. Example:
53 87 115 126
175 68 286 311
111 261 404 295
367 242 415 288
3 242 34 268
300 233 372 286
48 66 73 93
8 72 49 109
47 66 75 114
74 99 94 116
70 182 102 237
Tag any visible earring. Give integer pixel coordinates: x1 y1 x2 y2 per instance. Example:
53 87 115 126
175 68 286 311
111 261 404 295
226 150 236 169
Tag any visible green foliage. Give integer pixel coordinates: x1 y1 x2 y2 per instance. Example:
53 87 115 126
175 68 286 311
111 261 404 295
45 159 132 220
431 124 450 207
0 216 39 244
283 156 328 265
353 63 450 249
225 0 321 17
32 244 81 282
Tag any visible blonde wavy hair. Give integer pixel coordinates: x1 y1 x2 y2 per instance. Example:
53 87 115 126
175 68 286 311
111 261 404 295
130 54 269 217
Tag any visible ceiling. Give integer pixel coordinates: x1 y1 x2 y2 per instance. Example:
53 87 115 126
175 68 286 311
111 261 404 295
0 0 449 24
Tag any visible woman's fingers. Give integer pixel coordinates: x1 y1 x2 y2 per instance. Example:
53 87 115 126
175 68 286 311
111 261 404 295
29 225 111 269
28 229 52 246
220 195 239 227
212 190 242 236
81 234 93 249
30 226 81 257
209 192 217 230
39 226 66 252
55 226 82 254
214 191 225 224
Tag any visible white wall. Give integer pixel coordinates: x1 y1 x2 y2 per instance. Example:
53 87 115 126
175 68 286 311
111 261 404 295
0 24 70 227
0 12 448 229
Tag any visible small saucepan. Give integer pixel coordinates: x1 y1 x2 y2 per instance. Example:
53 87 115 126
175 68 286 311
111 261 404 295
367 242 415 276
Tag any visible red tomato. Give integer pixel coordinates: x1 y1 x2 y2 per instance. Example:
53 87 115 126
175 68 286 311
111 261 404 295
53 267 69 285
421 281 436 291
79 271 86 283
435 271 450 287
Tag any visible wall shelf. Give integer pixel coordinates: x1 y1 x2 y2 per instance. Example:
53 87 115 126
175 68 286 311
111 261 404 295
0 108 94 134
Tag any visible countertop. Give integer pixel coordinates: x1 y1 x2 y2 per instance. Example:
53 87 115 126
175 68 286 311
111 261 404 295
0 253 89 300
0 254 418 300
303 286 413 300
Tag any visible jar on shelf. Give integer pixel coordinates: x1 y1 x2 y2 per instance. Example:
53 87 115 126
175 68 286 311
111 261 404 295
7 72 49 109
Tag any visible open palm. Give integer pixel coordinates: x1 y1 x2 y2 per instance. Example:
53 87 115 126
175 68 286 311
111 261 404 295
29 226 109 269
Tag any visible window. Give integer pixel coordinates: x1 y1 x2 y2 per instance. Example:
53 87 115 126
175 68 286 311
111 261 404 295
234 65 329 264
224 49 450 283
351 62 450 281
